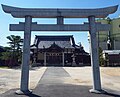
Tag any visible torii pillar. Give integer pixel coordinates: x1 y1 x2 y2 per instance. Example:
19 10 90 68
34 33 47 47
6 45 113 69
16 16 32 94
89 16 102 93
2 4 118 95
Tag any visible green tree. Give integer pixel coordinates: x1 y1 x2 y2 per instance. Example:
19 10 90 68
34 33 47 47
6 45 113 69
0 35 23 67
7 35 23 65
99 47 105 66
0 47 12 67
7 35 23 52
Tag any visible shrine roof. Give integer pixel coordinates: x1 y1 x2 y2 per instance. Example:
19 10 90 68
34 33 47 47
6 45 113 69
33 35 75 49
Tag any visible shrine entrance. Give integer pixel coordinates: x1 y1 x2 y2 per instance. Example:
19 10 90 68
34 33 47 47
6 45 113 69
43 42 64 66
2 4 118 95
46 53 62 65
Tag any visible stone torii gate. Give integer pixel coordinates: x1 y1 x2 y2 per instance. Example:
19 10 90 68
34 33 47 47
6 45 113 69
2 4 118 95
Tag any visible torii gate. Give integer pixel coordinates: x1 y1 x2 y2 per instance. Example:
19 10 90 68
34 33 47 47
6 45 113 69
2 4 118 95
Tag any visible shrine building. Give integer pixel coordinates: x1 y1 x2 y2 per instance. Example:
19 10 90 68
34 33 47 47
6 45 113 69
31 35 90 66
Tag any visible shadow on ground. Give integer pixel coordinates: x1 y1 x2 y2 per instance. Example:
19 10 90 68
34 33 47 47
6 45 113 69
1 85 120 97
104 92 120 97
26 93 41 97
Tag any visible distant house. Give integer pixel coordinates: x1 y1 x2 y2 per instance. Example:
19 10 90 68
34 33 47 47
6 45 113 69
31 35 90 66
103 50 120 66
96 18 120 50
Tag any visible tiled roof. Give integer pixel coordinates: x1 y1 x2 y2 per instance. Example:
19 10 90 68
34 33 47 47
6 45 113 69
34 35 75 49
31 35 89 54
38 41 73 49
31 45 37 49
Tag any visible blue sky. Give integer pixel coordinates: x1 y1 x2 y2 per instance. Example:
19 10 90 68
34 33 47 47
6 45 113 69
0 0 120 52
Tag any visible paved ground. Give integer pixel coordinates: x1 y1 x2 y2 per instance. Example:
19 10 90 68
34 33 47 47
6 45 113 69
0 67 120 97
64 67 120 92
0 67 47 94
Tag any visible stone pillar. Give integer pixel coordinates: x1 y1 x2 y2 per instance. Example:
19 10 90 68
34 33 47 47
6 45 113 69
16 16 32 95
72 54 76 66
62 52 64 66
33 50 36 63
88 16 105 93
57 16 64 24
44 52 46 66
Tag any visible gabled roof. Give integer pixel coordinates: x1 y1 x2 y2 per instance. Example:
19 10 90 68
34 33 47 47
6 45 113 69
74 44 89 55
33 35 75 49
31 45 37 49
45 42 63 52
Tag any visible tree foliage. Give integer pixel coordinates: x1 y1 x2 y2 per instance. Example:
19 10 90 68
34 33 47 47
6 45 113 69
0 35 23 67
99 47 105 66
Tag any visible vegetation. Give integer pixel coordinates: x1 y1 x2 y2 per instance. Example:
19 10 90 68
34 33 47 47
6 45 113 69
99 47 105 66
0 35 23 67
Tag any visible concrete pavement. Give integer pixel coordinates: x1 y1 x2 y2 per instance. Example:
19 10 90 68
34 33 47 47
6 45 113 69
0 67 120 97
0 67 47 94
